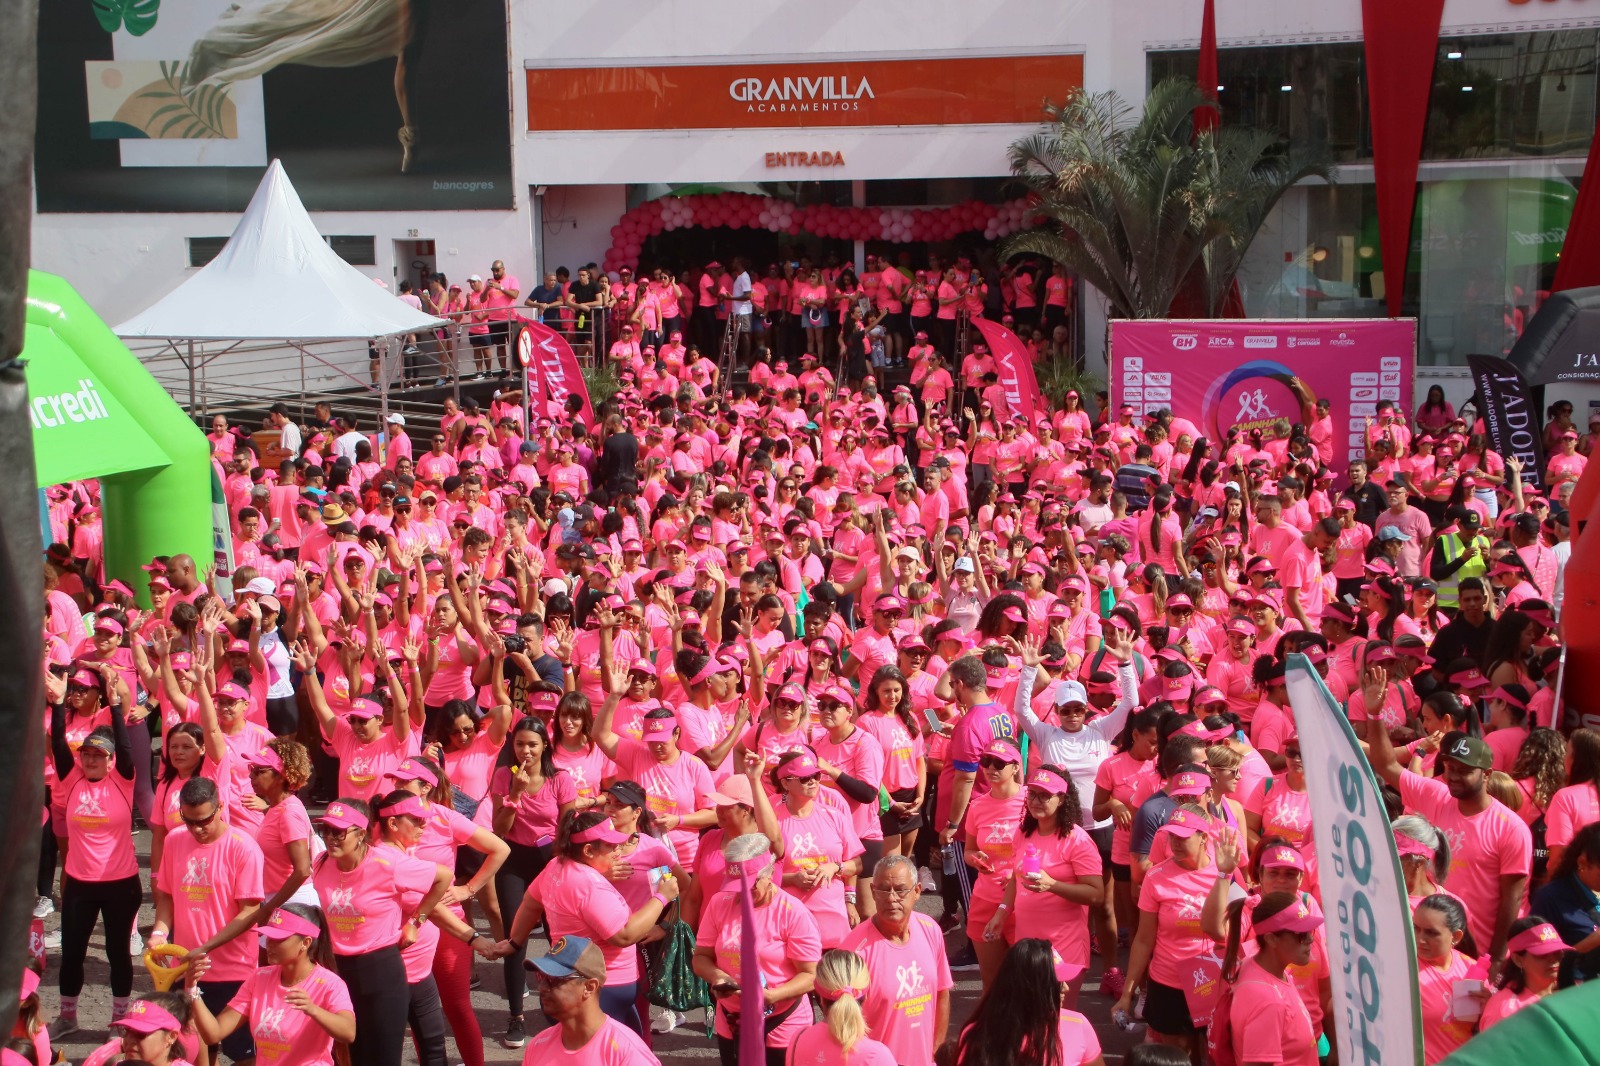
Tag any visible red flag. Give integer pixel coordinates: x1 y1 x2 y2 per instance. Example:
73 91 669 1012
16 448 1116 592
971 317 1045 424
519 319 594 426
1554 126 1600 291
1195 0 1220 134
1362 0 1446 317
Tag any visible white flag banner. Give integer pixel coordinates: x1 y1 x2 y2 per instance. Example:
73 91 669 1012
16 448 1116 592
1285 654 1424 1066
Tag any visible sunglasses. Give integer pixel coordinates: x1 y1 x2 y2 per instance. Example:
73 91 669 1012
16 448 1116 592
183 810 220 829
786 774 821 784
318 825 354 841
978 757 1014 770
1284 749 1303 760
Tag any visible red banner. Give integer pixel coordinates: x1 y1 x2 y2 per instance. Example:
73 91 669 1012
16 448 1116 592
1195 0 1220 134
519 320 595 426
971 317 1045 425
1555 127 1600 291
1362 0 1445 317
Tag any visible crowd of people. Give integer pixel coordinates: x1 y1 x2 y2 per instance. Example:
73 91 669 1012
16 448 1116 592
27 304 1600 1066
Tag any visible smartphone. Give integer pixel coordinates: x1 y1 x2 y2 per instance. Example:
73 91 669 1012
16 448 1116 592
923 705 945 733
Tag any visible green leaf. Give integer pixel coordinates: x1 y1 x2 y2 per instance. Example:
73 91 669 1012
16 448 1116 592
91 0 161 35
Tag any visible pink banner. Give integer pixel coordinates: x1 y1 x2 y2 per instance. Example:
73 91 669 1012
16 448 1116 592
1108 319 1416 480
971 317 1045 425
518 319 595 426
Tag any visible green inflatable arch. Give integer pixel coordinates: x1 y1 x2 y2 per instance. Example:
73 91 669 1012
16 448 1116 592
24 269 211 605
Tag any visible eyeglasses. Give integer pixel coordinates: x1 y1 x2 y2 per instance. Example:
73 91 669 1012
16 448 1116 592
787 774 821 785
1284 750 1303 760
870 883 916 899
978 757 1014 771
183 810 220 829
451 724 477 736
318 825 354 841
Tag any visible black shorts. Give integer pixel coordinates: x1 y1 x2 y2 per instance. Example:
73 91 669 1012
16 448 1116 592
879 787 923 837
1144 977 1199 1037
489 320 511 343
858 838 885 881
1111 861 1132 883
884 310 911 336
1090 824 1114 873
469 333 491 349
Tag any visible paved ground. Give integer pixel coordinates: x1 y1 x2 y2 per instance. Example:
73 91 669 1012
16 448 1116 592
37 827 1144 1063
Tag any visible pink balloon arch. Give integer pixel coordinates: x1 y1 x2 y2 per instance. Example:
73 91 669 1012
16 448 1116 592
601 193 1043 274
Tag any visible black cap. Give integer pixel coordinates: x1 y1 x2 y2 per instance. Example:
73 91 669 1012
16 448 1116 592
1460 510 1482 528
604 780 648 808
1439 731 1493 771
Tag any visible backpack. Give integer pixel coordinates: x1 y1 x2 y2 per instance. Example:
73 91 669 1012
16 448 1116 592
1205 976 1241 1066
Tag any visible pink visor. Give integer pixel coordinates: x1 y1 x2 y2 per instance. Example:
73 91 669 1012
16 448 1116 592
1156 807 1213 839
247 746 284 773
982 740 1021 764
377 795 430 820
1001 606 1026 623
344 697 382 720
215 681 250 702
260 908 321 941
1051 945 1083 983
317 802 367 832
571 821 629 845
1487 686 1529 710
1169 770 1211 797
1252 895 1324 936
1507 923 1569 956
1395 834 1436 861
773 682 806 706
688 657 735 686
641 715 678 741
111 1001 182 1034
778 752 822 779
386 759 439 787
1260 844 1306 871
1026 768 1071 794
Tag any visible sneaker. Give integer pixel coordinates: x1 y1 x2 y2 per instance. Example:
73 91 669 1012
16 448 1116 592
43 930 61 951
1101 966 1126 1000
650 1008 684 1034
47 1017 79 1042
129 929 144 957
949 944 979 970
32 896 53 919
917 866 937 892
501 1017 525 1049
938 909 965 934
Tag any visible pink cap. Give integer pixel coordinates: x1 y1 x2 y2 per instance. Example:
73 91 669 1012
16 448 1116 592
1164 674 1195 700
246 746 284 773
1026 768 1071 794
1169 769 1211 797
226 638 251 654
777 752 822 779
627 659 658 678
1166 593 1194 610
641 715 679 741
376 794 430 820
1192 686 1227 708
93 617 124 636
708 775 755 808
111 1000 182 1034
529 691 560 714
215 681 251 702
817 684 856 708
1487 686 1529 710
1156 807 1213 839
1506 923 1569 956
1051 944 1084 983
571 820 629 845
1001 605 1026 623
1224 616 1257 637
1251 895 1324 936
260 908 321 941
386 758 439 787
773 682 807 706
1260 844 1306 871
317 802 368 832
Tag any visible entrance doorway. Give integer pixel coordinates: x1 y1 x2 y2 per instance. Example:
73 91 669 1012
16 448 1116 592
394 239 437 291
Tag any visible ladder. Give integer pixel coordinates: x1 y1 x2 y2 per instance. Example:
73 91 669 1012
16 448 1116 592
716 313 740 392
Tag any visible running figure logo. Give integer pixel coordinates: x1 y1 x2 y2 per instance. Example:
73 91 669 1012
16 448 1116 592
1236 388 1274 423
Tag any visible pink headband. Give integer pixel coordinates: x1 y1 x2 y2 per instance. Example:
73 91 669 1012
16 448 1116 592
1027 768 1071 794
688 657 735 686
1395 835 1436 861
816 983 867 1002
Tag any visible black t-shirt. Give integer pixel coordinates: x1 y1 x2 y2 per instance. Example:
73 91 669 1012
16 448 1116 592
1342 481 1388 528
567 281 600 307
1429 614 1493 672
599 432 638 492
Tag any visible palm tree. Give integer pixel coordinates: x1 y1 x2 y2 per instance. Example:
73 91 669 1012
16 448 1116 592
1004 78 1330 320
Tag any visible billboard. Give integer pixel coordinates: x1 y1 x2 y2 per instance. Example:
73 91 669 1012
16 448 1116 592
36 0 512 212
1109 319 1417 478
525 54 1083 131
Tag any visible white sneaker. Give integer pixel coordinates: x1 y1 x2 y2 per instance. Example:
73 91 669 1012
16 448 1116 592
43 930 61 951
130 930 144 956
32 896 53 919
650 1008 684 1034
918 866 937 892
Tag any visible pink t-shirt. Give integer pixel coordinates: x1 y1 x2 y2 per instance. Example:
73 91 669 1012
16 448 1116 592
552 742 616 807
1137 859 1223 989
776 802 864 947
521 1014 659 1064
841 913 954 1066
442 729 500 826
855 711 924 793
1013 826 1103 971
257 796 313 897
787 1023 896 1066
613 739 715 871
966 789 1025 902
1544 782 1600 848
58 767 138 881
1399 771 1532 950
312 848 433 956
1479 985 1545 1031
810 726 886 843
528 859 635 986
1417 950 1476 1064
157 826 265 981
1095 752 1160 865
228 964 353 1066
219 724 274 837
325 720 410 803
696 887 823 1047
490 767 577 848
1227 957 1319 1066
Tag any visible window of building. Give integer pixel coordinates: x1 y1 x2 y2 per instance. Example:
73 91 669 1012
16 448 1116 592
187 237 229 268
326 235 376 265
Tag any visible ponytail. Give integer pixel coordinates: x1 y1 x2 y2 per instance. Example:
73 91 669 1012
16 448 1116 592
1222 890 1302 981
815 949 870 1053
1146 565 1169 617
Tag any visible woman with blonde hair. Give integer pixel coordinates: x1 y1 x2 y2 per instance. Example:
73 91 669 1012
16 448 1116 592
785 948 895 1065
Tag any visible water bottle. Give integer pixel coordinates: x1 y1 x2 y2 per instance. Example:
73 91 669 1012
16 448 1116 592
1112 1008 1139 1032
941 844 959 876
1019 844 1042 882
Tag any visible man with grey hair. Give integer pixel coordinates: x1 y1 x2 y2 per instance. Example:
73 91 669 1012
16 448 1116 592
840 854 952 1065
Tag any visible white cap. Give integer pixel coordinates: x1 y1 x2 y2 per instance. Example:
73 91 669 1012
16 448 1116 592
541 578 568 597
243 577 276 596
468 274 483 282
1053 680 1089 707
386 413 405 425
1224 481 1241 493
953 557 976 573
896 545 923 563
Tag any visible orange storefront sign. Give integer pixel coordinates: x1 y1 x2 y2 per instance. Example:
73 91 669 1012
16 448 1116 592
525 54 1083 131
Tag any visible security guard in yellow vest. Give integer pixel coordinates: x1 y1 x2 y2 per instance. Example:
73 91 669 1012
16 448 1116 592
1429 508 1492 610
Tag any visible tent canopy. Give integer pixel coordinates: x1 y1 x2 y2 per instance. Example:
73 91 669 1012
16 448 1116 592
114 160 444 342
1505 285 1600 386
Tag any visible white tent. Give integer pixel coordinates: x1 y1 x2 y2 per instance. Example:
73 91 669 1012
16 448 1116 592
116 160 443 341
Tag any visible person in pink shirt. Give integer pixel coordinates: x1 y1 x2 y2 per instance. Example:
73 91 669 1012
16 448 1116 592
785 948 897 1066
591 704 718 873
149 775 266 1063
1545 429 1587 488
186 904 357 1066
46 663 139 1037
1412 894 1480 1064
1112 806 1227 1059
694 833 823 1062
520 935 662 1065
770 750 864 948
309 799 452 1066
1478 918 1568 1031
1543 727 1600 872
1367 720 1532 961
1216 890 1324 1066
955 938 1105 1066
838 853 952 1066
298 642 418 803
97 998 196 1066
